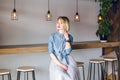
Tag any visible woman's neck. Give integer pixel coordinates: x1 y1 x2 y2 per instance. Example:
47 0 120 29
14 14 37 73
58 30 66 34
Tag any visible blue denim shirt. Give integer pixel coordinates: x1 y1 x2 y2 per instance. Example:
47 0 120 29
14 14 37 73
48 32 73 65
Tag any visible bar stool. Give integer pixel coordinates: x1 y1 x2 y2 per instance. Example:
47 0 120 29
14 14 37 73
103 56 118 80
16 66 35 80
87 59 105 80
0 69 11 80
76 61 85 80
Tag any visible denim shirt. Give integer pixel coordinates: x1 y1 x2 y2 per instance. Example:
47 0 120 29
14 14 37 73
48 32 73 65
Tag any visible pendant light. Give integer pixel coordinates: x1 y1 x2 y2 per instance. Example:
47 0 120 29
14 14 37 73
98 1 103 21
11 0 18 20
98 10 103 21
46 0 52 21
74 0 80 22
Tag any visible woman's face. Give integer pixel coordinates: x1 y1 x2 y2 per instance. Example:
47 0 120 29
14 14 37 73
56 19 66 31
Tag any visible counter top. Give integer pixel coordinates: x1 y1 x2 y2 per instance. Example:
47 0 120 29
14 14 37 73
0 41 120 54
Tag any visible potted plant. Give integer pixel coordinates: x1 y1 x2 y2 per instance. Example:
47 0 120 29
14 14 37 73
96 18 112 42
95 0 113 42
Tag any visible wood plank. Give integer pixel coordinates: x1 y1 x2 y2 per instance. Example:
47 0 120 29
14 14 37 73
0 44 48 54
0 41 120 55
72 41 120 49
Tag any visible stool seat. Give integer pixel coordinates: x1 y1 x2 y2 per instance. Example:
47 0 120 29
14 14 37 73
90 59 104 63
0 69 10 75
17 66 34 72
76 62 84 67
17 66 36 80
103 57 117 61
0 69 11 80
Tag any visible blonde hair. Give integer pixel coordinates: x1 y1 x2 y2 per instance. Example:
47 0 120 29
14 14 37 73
57 16 70 32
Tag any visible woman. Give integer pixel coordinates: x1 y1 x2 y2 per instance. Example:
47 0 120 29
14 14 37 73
48 16 80 80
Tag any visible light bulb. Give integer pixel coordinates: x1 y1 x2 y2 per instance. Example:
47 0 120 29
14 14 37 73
74 12 80 22
98 14 103 21
46 10 52 21
11 9 18 20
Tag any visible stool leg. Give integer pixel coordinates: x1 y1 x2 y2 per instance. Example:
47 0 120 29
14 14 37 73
82 66 85 80
98 64 100 80
114 61 116 80
27 72 28 80
87 62 92 80
32 71 35 80
24 72 25 80
87 63 90 80
112 61 116 80
93 63 95 80
8 73 12 80
100 63 104 80
2 75 4 80
17 71 21 80
114 61 117 80
105 61 108 80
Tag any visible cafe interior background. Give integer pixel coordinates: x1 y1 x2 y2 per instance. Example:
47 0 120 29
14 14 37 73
0 0 109 80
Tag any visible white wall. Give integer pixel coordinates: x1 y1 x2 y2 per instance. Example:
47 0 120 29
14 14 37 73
0 0 102 80
0 0 100 45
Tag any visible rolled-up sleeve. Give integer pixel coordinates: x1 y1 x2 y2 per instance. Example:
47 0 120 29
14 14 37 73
48 35 54 54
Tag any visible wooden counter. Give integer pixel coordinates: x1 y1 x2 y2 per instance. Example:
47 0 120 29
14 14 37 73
0 41 120 55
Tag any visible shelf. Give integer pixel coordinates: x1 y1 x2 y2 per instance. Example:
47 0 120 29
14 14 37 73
0 41 120 55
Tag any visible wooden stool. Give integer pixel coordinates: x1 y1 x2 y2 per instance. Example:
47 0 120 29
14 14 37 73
103 57 118 80
17 66 35 80
87 59 105 80
0 69 11 80
76 61 85 80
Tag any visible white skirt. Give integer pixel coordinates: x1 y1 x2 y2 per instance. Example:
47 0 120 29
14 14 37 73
49 55 80 80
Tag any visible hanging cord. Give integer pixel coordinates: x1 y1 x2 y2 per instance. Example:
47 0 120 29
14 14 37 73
76 0 78 12
48 0 50 11
14 0 16 9
99 2 101 13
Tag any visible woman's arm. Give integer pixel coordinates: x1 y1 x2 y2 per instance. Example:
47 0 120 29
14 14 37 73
50 53 68 70
48 34 63 67
50 53 62 66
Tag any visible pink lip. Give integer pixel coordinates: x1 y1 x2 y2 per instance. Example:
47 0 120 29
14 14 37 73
57 26 60 28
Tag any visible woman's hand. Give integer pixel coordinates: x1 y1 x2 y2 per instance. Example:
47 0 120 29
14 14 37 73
60 64 68 71
50 54 68 71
